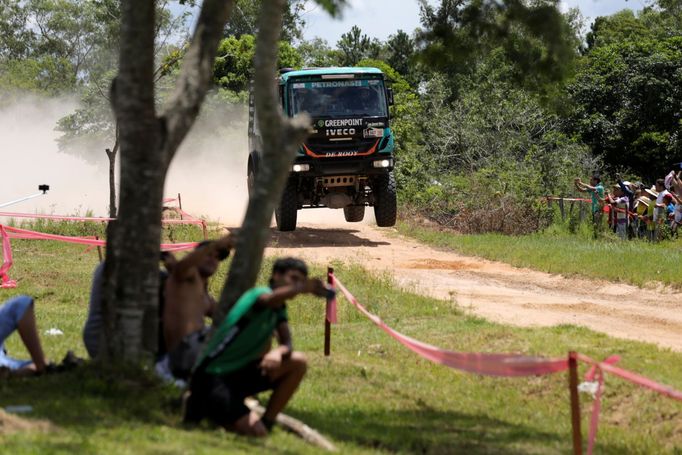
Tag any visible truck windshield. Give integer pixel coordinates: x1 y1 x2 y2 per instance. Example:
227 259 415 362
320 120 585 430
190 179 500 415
289 79 388 118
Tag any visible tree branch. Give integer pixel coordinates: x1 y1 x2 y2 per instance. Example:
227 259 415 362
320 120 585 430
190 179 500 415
215 0 310 324
159 0 235 165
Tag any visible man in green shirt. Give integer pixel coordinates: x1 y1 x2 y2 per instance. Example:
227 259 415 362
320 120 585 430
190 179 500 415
185 257 330 437
575 175 605 224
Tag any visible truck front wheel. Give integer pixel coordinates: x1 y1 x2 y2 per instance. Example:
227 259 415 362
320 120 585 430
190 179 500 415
373 171 397 227
344 205 365 222
275 179 298 232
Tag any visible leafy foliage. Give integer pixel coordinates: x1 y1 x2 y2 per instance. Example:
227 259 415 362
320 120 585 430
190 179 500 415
337 26 387 66
569 35 682 179
416 0 579 99
212 34 302 93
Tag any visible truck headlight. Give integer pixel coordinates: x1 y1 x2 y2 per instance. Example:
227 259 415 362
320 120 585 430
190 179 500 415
292 164 310 172
372 159 392 168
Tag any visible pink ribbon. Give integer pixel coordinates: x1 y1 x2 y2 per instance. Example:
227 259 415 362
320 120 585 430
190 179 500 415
0 225 17 288
0 211 204 226
333 275 569 377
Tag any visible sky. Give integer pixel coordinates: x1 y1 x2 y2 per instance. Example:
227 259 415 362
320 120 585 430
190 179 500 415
299 0 647 45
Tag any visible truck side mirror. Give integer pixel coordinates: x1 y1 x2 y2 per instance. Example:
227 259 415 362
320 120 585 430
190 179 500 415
387 88 394 106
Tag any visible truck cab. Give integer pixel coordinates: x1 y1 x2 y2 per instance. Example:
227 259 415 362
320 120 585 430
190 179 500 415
248 67 397 232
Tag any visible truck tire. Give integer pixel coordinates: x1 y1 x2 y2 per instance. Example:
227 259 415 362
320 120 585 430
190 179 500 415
344 205 365 222
373 171 397 227
275 179 298 232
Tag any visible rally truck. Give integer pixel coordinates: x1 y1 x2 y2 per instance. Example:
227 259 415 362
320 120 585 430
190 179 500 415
247 67 397 232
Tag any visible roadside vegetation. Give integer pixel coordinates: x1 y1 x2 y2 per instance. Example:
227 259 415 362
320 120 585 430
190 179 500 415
1 240 682 453
397 219 682 288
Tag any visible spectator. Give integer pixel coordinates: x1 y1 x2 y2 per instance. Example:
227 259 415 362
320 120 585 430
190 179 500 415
574 175 605 228
83 252 175 361
607 185 629 240
634 192 651 238
645 187 658 241
164 235 234 380
0 295 48 377
184 257 331 437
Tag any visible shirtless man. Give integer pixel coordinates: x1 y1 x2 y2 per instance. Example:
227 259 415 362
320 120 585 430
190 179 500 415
164 235 234 379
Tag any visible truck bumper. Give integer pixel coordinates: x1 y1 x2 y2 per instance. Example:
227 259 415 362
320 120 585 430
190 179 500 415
290 156 394 177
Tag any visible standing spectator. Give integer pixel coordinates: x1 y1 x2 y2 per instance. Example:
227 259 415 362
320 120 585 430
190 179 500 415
645 188 658 241
575 175 605 229
607 185 630 240
634 191 651 238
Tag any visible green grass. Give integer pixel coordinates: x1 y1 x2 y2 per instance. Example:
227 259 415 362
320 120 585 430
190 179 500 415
0 240 681 453
397 220 682 288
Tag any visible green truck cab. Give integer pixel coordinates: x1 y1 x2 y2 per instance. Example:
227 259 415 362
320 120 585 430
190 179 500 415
248 67 397 232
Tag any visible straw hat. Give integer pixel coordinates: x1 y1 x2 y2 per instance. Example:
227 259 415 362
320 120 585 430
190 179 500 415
645 187 658 198
635 197 650 208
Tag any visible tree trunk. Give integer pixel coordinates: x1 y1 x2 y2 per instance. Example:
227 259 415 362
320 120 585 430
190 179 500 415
101 0 235 363
105 127 119 219
215 0 310 324
101 0 161 362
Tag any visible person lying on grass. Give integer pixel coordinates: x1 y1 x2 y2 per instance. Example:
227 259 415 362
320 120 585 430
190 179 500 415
0 295 48 377
184 257 331 437
164 234 234 380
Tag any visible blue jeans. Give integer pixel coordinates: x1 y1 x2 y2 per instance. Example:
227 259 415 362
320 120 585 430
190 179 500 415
0 295 34 370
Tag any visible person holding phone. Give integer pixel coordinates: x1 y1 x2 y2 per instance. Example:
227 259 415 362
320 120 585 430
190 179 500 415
185 257 332 437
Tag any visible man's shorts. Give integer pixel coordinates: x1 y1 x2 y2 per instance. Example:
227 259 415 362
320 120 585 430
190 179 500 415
186 360 275 426
168 327 210 380
0 295 34 370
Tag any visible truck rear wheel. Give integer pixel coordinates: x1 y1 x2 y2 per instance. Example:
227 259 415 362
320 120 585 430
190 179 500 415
344 205 365 223
373 172 397 227
275 179 298 232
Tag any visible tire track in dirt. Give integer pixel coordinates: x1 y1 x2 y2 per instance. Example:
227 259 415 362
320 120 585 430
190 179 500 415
265 223 682 351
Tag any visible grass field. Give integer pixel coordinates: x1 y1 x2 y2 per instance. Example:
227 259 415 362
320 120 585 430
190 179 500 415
0 239 681 453
397 220 682 288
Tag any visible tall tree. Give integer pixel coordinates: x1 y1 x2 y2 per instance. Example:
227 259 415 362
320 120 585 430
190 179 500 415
101 0 235 361
336 25 385 66
215 0 312 323
102 0 346 361
417 0 579 99
225 0 307 42
297 37 343 67
386 30 415 79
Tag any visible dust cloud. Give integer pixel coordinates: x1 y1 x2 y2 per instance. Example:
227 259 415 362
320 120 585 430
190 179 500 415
0 93 376 228
0 93 250 224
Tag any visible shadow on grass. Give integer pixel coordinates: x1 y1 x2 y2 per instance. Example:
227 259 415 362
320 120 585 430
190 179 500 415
0 365 634 454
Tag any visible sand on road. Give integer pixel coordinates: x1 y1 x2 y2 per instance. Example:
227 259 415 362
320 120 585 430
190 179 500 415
265 222 682 351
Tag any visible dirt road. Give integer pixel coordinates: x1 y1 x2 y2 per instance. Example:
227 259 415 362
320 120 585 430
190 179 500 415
267 221 682 352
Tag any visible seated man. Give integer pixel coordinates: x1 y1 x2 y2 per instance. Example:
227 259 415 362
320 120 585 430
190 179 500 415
0 295 48 376
184 257 330 437
83 251 176 361
164 235 234 380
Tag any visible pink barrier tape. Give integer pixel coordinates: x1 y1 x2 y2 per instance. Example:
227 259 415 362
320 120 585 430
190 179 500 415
333 272 682 454
2 225 198 252
333 275 569 377
0 226 17 288
0 224 199 288
0 211 204 226
577 353 682 454
578 353 682 402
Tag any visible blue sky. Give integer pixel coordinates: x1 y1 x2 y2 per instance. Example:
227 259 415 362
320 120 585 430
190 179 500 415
175 1 647 44
300 0 647 44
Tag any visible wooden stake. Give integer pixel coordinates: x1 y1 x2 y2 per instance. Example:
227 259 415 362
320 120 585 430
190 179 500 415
177 192 183 220
201 220 208 240
324 266 333 357
95 235 103 262
569 351 583 455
